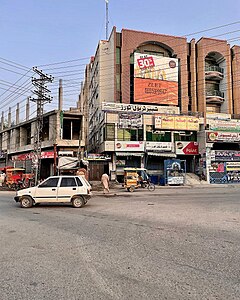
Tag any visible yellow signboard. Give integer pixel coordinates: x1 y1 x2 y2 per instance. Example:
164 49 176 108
155 115 199 131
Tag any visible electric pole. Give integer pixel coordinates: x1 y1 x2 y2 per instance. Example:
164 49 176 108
30 67 53 184
105 0 109 40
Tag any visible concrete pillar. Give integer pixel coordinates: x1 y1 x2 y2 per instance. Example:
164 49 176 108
26 97 30 121
16 103 20 125
8 107 11 128
58 79 63 111
1 112 4 131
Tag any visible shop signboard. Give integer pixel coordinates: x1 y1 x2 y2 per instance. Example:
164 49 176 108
12 151 55 161
175 141 199 155
102 102 179 115
134 54 178 105
155 115 175 129
206 112 231 120
87 153 111 160
118 113 142 128
208 119 240 132
226 162 240 171
115 141 144 152
146 142 172 152
211 150 240 161
155 115 199 130
207 131 240 143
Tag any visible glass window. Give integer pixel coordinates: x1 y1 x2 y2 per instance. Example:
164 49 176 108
76 177 83 186
60 177 77 187
116 47 121 64
146 126 171 142
105 124 115 141
39 177 59 188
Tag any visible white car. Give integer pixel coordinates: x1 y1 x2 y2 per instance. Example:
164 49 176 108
14 175 92 208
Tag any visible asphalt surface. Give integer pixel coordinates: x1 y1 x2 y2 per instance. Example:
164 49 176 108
0 186 240 300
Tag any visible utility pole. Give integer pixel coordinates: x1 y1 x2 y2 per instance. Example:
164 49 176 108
30 67 53 184
105 0 109 40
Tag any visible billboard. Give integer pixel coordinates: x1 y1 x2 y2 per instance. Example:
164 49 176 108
134 54 178 105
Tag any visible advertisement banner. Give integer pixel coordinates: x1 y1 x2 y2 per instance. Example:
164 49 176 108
134 54 178 105
155 115 199 130
175 141 199 155
146 142 172 152
115 141 144 152
207 132 240 143
118 113 142 128
208 119 240 132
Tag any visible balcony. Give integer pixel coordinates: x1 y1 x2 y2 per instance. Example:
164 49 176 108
206 90 224 104
205 66 224 80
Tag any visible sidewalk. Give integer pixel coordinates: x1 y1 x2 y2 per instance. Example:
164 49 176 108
91 181 240 197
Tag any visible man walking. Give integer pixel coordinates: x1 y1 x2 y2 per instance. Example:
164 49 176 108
101 173 110 194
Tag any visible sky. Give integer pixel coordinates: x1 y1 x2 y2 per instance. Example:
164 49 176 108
0 0 239 122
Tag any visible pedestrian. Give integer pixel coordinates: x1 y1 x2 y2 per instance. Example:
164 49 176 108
101 173 110 194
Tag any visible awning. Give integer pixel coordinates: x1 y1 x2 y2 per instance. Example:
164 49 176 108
116 152 144 157
147 152 177 157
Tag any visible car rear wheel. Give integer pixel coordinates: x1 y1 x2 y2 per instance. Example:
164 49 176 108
72 196 85 208
20 196 33 208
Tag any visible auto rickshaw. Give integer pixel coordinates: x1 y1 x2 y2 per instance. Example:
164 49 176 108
5 168 25 189
123 168 141 192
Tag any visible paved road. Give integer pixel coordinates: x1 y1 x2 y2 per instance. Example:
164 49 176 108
0 187 240 300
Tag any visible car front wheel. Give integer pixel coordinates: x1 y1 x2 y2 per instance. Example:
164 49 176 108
20 196 33 208
72 196 85 208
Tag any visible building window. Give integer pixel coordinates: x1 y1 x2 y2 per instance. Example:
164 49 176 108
15 128 20 147
42 117 49 141
117 128 143 141
62 118 81 140
104 124 115 141
116 47 121 64
174 132 197 142
146 128 171 142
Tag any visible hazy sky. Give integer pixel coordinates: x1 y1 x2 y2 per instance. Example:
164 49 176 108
0 0 239 119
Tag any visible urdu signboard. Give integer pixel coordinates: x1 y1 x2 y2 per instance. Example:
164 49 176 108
207 132 240 143
155 115 199 131
208 119 240 132
102 102 180 115
115 141 144 152
134 54 178 105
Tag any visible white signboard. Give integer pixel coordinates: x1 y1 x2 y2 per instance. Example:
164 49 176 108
146 142 172 152
102 102 179 115
168 176 184 185
119 113 142 128
115 141 144 152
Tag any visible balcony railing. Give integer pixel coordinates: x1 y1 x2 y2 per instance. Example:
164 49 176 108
206 90 224 103
205 66 224 80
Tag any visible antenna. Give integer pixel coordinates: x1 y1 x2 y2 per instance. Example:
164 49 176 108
105 0 109 40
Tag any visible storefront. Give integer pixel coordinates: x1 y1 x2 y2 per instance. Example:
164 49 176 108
205 130 240 184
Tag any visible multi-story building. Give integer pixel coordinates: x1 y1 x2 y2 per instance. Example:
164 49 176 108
0 81 85 179
80 27 240 184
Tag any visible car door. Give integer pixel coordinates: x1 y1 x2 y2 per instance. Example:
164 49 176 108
34 177 59 203
58 177 78 202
